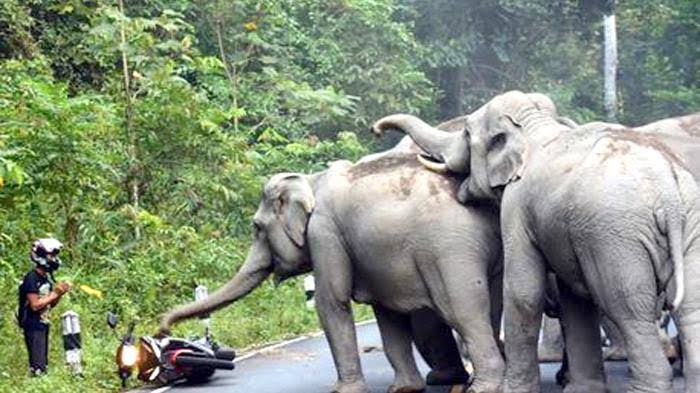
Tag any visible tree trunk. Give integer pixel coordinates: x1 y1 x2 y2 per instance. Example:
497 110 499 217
603 1 618 121
213 1 239 133
117 0 140 240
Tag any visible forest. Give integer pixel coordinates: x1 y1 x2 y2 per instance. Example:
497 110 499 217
0 0 697 391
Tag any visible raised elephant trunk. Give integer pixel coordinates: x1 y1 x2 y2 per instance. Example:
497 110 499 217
159 237 272 333
372 114 469 174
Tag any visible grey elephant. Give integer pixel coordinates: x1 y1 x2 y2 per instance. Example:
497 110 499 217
537 112 700 366
635 112 700 137
594 112 700 364
373 91 700 393
159 139 506 393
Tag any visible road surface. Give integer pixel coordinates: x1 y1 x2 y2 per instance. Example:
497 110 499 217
138 321 684 392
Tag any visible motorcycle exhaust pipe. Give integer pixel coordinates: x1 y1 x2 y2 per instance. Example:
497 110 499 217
173 355 235 370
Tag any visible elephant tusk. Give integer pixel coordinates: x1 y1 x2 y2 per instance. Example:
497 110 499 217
417 154 448 173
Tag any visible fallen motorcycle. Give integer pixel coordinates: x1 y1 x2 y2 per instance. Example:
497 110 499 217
107 312 236 387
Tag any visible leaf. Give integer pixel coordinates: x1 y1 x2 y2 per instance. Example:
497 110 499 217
79 284 104 299
258 56 278 64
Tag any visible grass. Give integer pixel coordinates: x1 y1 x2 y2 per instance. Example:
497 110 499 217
0 269 373 393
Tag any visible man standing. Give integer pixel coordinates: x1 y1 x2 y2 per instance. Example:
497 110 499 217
17 238 71 376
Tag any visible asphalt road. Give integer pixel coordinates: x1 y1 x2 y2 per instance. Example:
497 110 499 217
138 321 684 393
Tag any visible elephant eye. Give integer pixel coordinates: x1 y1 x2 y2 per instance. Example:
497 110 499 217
252 221 263 233
489 132 507 150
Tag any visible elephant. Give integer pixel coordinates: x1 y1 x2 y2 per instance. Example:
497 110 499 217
635 112 700 137
372 90 700 393
596 112 700 363
398 111 700 370
536 112 700 366
159 131 506 393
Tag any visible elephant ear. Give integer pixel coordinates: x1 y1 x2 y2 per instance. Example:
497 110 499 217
486 114 528 188
276 175 315 248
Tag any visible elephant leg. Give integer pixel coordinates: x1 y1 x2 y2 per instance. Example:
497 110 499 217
601 314 627 361
502 226 547 393
556 281 606 393
589 251 673 393
374 305 425 393
309 219 369 393
488 270 504 356
614 318 674 393
538 315 564 362
677 242 700 393
433 262 504 393
410 309 469 386
678 314 700 393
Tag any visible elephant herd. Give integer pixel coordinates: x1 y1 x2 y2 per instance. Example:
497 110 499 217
160 91 700 393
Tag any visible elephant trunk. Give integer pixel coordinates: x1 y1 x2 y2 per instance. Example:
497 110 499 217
372 114 469 174
160 237 272 333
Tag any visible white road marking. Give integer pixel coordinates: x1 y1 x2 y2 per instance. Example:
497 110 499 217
150 386 173 393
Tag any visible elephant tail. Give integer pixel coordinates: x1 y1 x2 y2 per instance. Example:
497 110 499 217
657 164 686 312
667 205 685 311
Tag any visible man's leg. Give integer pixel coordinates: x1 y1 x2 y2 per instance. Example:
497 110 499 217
41 327 49 372
25 328 49 375
24 329 34 375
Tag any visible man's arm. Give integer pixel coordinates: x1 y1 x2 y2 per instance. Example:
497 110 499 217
27 292 59 311
26 282 71 311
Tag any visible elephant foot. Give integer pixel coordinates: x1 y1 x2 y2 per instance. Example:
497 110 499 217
388 375 425 393
562 380 606 393
426 367 470 386
332 379 370 393
602 345 627 361
465 379 502 393
387 385 425 393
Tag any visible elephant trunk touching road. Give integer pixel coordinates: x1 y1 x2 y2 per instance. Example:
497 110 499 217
160 140 505 393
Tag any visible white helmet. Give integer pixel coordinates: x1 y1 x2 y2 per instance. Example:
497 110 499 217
30 238 63 272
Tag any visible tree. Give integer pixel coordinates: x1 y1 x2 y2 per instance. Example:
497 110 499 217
603 0 618 121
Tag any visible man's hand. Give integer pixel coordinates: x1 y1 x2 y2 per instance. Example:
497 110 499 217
55 281 72 296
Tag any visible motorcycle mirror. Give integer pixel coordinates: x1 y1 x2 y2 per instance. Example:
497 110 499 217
107 312 119 329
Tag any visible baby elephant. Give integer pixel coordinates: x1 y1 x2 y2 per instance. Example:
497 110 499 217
160 152 505 393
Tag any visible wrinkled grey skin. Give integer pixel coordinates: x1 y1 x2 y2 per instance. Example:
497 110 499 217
587 114 700 179
160 144 505 393
594 113 700 363
635 112 700 137
399 112 700 368
373 91 700 393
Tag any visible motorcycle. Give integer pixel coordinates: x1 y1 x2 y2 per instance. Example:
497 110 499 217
107 312 236 387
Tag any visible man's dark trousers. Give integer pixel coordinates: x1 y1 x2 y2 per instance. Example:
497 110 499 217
24 327 49 374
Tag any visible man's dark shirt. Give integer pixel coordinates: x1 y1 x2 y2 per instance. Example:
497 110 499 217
18 270 52 331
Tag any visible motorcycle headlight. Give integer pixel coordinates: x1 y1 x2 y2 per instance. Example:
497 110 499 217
120 344 139 368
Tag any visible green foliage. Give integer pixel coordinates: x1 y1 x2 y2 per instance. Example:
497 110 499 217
0 1 697 392
0 1 409 391
401 0 699 124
